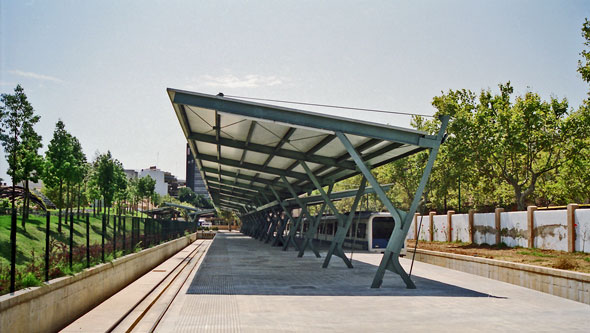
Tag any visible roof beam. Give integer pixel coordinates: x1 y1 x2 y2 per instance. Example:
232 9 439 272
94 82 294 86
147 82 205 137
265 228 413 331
218 195 252 206
205 177 266 193
200 166 304 192
294 138 382 187
188 132 356 170
172 90 438 148
209 186 258 199
215 111 221 183
196 154 309 180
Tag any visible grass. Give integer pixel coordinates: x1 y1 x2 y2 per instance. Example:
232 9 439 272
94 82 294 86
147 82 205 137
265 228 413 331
0 211 138 268
516 249 556 258
0 209 191 295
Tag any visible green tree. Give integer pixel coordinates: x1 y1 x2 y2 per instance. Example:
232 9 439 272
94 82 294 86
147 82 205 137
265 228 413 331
178 187 197 204
140 175 156 211
578 18 590 87
43 120 73 233
91 151 123 215
0 84 42 229
432 82 579 210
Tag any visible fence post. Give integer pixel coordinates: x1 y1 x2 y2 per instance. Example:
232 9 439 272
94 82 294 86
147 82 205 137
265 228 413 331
495 207 504 245
447 210 455 242
10 209 17 292
123 216 126 254
429 211 435 242
131 217 135 251
45 211 50 282
69 212 74 269
567 203 579 253
86 213 90 268
527 206 537 248
113 215 117 259
414 213 419 240
101 214 105 262
468 209 475 244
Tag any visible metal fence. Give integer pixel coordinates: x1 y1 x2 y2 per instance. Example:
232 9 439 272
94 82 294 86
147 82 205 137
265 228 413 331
3 210 198 294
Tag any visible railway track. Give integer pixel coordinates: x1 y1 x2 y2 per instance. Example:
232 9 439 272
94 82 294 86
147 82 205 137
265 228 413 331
105 239 209 333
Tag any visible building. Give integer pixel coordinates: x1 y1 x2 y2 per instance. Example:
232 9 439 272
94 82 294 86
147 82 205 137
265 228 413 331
186 143 209 197
164 171 179 197
124 169 138 180
139 166 168 197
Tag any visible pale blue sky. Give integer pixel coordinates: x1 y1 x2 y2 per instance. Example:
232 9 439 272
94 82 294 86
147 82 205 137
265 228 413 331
1 0 589 183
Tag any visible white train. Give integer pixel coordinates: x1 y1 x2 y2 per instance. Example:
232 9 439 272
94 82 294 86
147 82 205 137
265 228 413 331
298 211 406 255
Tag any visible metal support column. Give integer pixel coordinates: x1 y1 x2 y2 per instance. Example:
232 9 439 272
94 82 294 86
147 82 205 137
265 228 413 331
296 183 333 258
322 177 366 268
336 115 449 288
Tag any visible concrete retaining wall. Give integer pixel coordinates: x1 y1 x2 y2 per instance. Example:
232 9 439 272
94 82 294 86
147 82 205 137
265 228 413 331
0 233 197 333
409 248 590 304
412 206 590 253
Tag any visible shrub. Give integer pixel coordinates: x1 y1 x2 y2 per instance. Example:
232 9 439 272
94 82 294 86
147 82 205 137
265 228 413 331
20 272 41 288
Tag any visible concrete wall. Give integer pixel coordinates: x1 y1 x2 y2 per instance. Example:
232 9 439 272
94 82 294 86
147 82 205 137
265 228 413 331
432 215 447 241
500 211 527 248
0 234 196 333
474 212 495 245
451 214 470 242
409 248 590 304
534 210 568 251
409 207 590 253
575 209 590 253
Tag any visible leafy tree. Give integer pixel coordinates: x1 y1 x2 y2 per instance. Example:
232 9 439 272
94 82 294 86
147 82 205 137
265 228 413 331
112 165 127 214
43 120 73 233
578 18 590 88
0 84 42 229
432 82 579 210
178 187 197 204
128 177 140 215
140 175 156 211
16 123 43 225
85 160 101 216
91 151 124 215
63 135 86 222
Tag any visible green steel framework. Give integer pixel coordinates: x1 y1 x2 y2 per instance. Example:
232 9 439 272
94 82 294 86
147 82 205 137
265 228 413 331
169 88 449 288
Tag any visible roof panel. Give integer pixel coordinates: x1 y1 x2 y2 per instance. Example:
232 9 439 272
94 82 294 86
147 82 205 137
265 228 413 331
168 88 439 213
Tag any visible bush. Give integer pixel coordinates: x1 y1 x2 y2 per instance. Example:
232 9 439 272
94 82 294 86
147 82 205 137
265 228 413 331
20 272 41 288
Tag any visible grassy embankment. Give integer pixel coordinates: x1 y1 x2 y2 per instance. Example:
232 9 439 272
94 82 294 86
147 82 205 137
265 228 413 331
0 210 139 268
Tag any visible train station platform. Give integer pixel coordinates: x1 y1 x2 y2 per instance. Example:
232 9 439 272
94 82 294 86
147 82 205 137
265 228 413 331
66 231 589 332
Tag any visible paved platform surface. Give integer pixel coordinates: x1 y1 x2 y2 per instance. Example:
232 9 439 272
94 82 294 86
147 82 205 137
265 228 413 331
155 232 589 332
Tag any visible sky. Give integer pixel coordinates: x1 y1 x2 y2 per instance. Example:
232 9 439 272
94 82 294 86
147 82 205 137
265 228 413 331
1 0 589 184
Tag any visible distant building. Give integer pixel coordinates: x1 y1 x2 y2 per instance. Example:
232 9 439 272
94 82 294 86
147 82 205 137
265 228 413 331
164 171 179 197
139 166 168 197
186 143 209 197
124 169 138 180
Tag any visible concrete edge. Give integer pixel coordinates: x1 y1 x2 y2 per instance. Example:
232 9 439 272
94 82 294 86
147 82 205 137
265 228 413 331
409 248 590 282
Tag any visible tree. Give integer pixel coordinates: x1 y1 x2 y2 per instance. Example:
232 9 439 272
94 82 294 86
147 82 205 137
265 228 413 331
91 151 125 215
128 177 140 215
63 135 86 222
578 18 590 88
16 123 43 226
432 82 579 210
43 120 73 233
0 84 42 229
140 175 156 211
112 165 127 214
178 187 197 205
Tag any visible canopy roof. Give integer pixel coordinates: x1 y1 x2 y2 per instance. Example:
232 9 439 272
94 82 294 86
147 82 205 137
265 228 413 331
168 88 441 214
